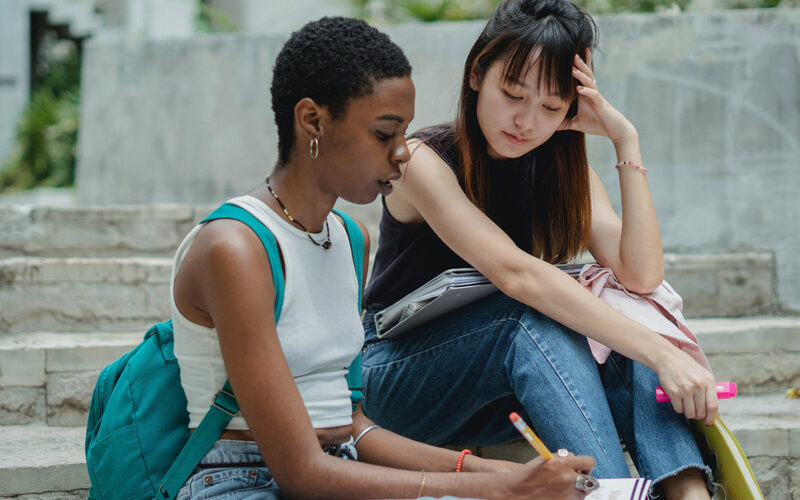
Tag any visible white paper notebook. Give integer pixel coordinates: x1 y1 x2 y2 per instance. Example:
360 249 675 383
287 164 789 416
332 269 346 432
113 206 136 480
587 478 652 500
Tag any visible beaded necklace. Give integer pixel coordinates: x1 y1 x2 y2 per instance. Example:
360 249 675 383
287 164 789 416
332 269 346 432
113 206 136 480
265 176 332 250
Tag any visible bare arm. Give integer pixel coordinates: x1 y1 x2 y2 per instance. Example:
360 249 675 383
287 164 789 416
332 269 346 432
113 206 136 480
570 53 663 293
351 406 520 473
587 159 664 293
388 143 717 425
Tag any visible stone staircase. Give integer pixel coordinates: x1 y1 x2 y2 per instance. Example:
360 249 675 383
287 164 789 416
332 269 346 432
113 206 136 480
0 203 797 498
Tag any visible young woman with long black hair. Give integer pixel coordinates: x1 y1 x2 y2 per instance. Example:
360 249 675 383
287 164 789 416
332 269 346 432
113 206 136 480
361 2 716 498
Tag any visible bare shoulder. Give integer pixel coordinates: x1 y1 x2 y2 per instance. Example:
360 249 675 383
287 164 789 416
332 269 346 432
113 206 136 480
191 218 273 280
388 140 460 224
403 140 452 176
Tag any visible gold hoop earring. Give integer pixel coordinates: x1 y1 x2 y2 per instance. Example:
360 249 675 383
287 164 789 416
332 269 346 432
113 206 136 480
309 136 319 160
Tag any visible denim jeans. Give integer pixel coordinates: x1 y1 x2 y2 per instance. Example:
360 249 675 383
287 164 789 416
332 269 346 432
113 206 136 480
176 439 472 499
362 293 713 496
176 439 357 499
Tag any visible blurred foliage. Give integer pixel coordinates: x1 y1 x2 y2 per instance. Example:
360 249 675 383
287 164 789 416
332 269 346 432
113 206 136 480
351 0 374 18
0 49 80 193
378 0 500 21
195 1 239 33
356 0 783 21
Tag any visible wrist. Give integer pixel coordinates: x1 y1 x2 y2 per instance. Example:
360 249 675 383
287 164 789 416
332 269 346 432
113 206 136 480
611 126 638 148
462 455 520 473
639 329 675 372
455 449 472 472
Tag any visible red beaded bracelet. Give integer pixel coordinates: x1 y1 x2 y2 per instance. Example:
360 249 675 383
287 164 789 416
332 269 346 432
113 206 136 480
456 449 472 472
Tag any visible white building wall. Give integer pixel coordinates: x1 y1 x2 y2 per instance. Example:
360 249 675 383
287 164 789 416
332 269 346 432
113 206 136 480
209 0 352 33
125 0 196 39
0 0 31 166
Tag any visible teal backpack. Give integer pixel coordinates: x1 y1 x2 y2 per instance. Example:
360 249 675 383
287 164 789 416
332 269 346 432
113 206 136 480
85 204 365 500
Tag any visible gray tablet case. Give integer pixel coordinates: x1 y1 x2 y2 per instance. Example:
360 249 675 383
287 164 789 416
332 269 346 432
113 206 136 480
374 265 585 339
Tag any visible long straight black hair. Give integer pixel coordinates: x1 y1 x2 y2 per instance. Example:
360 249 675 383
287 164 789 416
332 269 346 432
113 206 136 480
426 0 599 264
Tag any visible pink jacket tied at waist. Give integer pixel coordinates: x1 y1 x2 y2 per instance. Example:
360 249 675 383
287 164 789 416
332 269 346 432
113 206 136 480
577 264 711 372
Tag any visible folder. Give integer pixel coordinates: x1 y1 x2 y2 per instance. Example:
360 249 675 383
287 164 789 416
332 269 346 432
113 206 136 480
374 265 585 339
693 417 765 500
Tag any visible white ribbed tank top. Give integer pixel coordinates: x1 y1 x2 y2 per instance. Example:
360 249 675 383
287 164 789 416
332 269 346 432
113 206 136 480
171 195 363 429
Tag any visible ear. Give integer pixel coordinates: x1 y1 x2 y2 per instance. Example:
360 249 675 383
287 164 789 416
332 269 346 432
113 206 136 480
294 97 325 139
469 61 483 91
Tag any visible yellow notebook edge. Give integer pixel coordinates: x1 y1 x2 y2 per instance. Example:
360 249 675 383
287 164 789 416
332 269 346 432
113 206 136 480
694 416 765 499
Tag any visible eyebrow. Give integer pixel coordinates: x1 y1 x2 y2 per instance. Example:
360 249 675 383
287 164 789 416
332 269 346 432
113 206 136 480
376 114 405 123
507 79 561 97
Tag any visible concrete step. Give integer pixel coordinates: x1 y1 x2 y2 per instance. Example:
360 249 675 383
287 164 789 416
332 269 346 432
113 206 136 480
0 257 171 335
712 393 800 500
0 332 141 426
0 204 213 258
0 393 796 498
0 316 796 426
664 252 778 318
0 202 377 259
0 424 87 498
691 316 800 395
0 250 779 334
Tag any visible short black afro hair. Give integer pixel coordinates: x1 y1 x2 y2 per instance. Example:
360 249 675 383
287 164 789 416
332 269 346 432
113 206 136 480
270 17 412 165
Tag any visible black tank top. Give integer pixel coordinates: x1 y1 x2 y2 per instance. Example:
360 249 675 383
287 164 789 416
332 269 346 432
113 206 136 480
363 124 537 307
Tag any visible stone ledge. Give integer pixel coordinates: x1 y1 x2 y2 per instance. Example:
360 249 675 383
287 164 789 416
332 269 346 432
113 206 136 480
0 319 797 424
0 332 142 372
0 333 141 425
0 204 214 258
1 393 797 498
0 425 87 496
0 257 171 284
691 316 800 353
0 251 780 334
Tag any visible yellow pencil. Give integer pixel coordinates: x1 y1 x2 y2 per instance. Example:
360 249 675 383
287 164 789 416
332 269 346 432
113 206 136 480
509 412 554 460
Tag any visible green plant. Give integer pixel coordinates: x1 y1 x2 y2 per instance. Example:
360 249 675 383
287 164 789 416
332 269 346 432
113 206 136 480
399 0 454 21
354 0 781 20
195 1 239 33
0 50 80 193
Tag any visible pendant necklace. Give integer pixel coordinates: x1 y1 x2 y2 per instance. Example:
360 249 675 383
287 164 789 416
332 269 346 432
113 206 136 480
265 176 332 250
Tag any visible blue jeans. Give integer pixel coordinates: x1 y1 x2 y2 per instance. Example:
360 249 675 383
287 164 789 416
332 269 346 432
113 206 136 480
177 439 357 499
362 293 713 496
177 439 471 499
176 440 281 500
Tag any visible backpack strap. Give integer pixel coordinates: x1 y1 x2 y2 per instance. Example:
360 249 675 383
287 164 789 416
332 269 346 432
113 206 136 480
158 203 285 499
332 208 365 408
158 205 366 499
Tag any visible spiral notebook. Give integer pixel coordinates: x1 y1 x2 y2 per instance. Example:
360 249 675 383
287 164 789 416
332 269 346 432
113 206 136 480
587 478 651 499
374 265 585 339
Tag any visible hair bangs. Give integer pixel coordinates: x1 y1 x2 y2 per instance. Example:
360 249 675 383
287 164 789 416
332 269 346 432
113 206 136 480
500 17 578 103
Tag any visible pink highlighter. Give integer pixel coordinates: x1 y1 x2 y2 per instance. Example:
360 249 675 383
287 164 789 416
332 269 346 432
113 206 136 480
655 381 737 402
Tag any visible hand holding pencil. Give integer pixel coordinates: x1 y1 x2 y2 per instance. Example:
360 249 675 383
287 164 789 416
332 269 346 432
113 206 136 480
509 412 599 496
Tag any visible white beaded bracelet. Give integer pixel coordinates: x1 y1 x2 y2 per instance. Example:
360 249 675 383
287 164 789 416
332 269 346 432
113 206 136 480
615 160 647 173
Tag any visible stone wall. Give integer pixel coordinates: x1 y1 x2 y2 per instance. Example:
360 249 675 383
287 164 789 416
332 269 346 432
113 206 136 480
75 9 800 309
